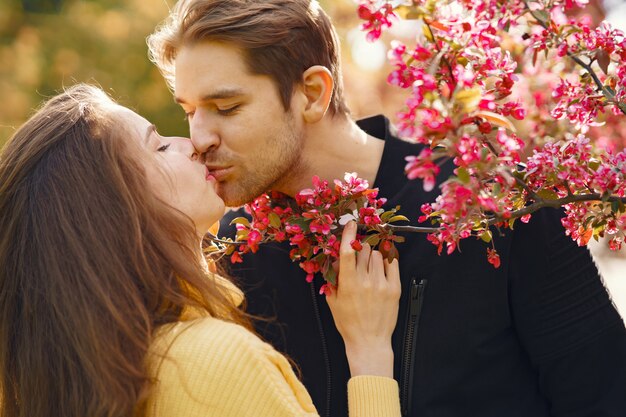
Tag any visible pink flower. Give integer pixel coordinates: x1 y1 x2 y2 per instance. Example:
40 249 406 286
405 148 441 192
351 239 363 251
487 248 501 268
319 283 333 296
247 230 262 253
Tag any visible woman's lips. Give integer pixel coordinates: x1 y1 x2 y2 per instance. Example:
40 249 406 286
205 166 217 182
205 165 232 181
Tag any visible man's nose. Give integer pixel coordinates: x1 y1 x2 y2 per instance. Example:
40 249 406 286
189 112 220 154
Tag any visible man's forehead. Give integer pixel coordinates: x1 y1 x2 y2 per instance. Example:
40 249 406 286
174 42 255 102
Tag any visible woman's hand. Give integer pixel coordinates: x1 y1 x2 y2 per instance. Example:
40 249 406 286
326 221 401 378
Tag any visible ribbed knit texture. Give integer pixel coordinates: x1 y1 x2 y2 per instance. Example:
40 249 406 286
348 376 401 417
146 317 400 416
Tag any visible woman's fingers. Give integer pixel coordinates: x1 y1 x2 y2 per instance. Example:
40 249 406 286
338 221 358 284
369 250 385 277
384 258 401 298
356 243 371 274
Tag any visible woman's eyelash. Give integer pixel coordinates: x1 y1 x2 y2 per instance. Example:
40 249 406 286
157 144 170 152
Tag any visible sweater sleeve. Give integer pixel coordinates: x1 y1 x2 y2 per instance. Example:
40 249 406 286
509 208 626 417
146 318 401 417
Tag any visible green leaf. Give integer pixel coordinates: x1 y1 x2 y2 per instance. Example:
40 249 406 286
395 5 424 20
268 212 282 229
480 230 493 243
480 147 489 161
288 217 311 232
534 9 550 24
537 188 558 200
454 87 482 113
381 210 396 223
389 215 410 223
387 243 400 261
235 229 250 240
596 50 611 75
457 167 470 184
364 234 381 247
422 22 435 41
229 216 250 227
588 158 601 171
323 266 337 286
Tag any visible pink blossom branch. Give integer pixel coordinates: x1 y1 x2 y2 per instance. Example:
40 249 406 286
384 193 626 234
423 18 456 90
524 1 626 115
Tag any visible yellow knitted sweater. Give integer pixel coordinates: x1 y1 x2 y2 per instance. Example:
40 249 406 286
145 316 401 417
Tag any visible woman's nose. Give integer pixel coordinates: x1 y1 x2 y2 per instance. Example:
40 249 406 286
171 137 198 160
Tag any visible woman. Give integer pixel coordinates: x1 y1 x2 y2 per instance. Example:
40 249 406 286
0 84 401 417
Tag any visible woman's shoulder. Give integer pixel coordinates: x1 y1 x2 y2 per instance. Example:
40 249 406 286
145 317 316 417
150 316 267 365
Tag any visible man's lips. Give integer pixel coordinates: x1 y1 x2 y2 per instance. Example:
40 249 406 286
205 165 232 181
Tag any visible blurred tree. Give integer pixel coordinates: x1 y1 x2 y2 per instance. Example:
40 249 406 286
22 0 63 13
0 0 189 146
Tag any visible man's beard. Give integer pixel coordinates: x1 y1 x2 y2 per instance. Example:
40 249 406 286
212 116 304 207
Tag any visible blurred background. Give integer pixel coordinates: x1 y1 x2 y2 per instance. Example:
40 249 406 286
0 0 624 317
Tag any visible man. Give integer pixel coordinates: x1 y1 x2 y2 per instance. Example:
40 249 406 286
148 1 626 416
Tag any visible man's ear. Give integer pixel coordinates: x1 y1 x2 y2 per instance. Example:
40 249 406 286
300 65 334 123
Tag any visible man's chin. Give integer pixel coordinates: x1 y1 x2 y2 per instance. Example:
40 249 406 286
219 184 268 208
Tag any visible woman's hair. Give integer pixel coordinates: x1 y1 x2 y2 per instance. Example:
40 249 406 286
147 0 349 116
0 84 249 417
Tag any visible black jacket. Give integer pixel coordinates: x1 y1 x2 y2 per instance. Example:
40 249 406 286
220 116 626 417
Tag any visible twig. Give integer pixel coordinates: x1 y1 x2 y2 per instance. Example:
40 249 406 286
514 176 542 201
523 1 626 115
205 233 238 245
423 18 457 90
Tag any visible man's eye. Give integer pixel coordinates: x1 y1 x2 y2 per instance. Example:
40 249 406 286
157 144 170 152
183 111 195 121
218 105 240 116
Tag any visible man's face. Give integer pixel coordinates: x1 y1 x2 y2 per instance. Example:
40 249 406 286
174 41 305 206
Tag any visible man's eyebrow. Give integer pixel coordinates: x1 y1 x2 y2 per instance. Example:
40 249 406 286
174 87 246 104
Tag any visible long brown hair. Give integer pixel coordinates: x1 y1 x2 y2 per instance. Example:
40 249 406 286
0 84 248 417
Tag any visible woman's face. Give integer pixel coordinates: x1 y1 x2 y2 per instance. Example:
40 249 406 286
110 104 225 234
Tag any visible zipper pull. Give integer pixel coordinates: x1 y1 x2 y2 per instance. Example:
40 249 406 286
409 279 426 317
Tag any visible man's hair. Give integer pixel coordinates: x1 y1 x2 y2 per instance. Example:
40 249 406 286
148 0 350 116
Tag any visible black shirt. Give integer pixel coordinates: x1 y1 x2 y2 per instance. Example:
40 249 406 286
220 115 626 417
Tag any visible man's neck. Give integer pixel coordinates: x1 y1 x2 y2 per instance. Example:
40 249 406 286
277 115 385 197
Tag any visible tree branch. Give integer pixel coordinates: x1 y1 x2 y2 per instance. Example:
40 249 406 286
384 193 626 233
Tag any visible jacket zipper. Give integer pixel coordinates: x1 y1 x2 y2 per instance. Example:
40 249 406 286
310 282 332 417
401 278 427 416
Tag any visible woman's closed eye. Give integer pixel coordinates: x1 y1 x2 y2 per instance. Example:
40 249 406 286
157 143 170 152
